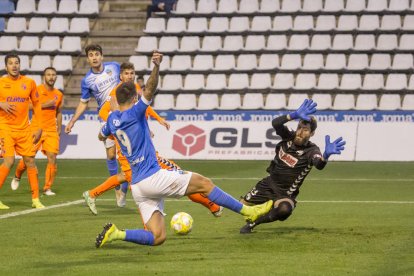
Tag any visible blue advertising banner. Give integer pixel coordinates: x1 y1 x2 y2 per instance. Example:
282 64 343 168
62 110 414 123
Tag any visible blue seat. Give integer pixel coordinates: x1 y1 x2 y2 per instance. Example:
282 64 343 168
0 17 5 31
0 1 14 14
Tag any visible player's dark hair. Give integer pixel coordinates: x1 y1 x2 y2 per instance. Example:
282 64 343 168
300 116 317 132
4 53 20 64
120 62 135 72
43 67 57 75
85 44 103 55
116 81 137 105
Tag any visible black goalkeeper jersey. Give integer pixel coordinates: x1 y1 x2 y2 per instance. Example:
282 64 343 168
267 115 327 199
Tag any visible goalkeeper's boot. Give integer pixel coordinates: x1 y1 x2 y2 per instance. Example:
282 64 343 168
241 200 273 223
83 191 97 215
32 198 45 209
0 201 10 210
212 206 224 217
96 223 124 248
11 177 20 191
240 222 256 234
115 189 126 208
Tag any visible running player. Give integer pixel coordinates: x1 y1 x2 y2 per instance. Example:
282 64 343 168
83 62 222 217
0 54 45 209
239 99 346 233
64 44 121 186
10 67 63 196
95 51 272 248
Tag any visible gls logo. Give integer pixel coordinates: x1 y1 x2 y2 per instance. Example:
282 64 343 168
173 125 280 156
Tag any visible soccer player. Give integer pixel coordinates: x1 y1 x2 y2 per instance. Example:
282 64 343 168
95 51 273 248
64 44 121 186
0 54 45 209
239 99 346 234
10 67 63 196
83 62 223 217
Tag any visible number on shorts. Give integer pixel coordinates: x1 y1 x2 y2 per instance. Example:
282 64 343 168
115 130 132 156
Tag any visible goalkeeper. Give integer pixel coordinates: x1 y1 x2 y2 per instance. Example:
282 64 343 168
240 99 346 234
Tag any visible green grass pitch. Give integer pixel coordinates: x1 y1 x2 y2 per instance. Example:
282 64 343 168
0 160 413 275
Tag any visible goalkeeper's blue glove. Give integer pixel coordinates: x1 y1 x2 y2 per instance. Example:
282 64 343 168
289 99 317 121
323 135 346 160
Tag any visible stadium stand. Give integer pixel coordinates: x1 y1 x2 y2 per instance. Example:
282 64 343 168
0 0 101 104
127 0 414 110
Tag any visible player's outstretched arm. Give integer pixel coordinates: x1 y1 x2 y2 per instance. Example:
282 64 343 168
323 135 346 160
288 99 317 121
65 101 88 133
143 51 163 102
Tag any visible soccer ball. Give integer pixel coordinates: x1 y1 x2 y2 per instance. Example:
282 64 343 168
170 212 193 235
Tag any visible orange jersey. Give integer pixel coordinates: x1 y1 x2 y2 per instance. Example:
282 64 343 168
98 82 163 123
0 75 40 131
31 84 63 132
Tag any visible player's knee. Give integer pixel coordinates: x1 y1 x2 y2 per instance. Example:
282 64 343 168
152 232 167 246
274 201 293 221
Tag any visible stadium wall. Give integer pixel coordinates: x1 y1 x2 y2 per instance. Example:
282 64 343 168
53 110 413 161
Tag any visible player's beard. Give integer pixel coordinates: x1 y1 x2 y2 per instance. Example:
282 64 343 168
293 135 308 146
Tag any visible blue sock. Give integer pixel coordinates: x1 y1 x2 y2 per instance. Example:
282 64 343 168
106 159 119 190
207 186 243 213
125 229 154 246
121 182 128 194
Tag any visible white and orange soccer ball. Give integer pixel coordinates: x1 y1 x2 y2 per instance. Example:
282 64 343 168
170 212 193 235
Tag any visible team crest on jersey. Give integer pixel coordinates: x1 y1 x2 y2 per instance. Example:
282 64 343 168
113 119 120 127
279 148 298 168
106 69 112 76
21 83 27 90
296 150 304 156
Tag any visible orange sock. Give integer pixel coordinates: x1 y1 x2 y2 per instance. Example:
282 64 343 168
44 163 57 191
15 159 26 179
0 164 10 189
89 175 120 198
188 193 221 213
27 167 39 199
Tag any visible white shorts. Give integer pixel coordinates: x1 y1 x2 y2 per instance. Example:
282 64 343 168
103 138 115 148
131 169 192 224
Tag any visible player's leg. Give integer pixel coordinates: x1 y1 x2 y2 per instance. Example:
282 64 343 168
83 172 126 215
156 152 223 216
42 131 59 195
239 177 295 233
43 151 57 195
0 133 16 208
11 158 26 191
115 156 131 208
184 172 273 223
0 155 15 209
96 198 166 247
22 156 45 208
105 141 118 176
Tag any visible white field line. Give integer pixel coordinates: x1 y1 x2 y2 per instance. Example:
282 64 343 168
8 176 414 182
0 199 413 220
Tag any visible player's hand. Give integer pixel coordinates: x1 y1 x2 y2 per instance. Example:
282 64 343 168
33 128 42 144
151 51 163 67
65 121 74 134
0 102 17 115
289 99 317 121
159 119 170 130
323 135 346 160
